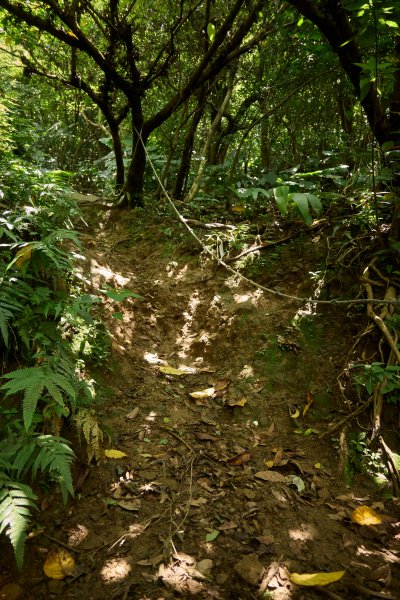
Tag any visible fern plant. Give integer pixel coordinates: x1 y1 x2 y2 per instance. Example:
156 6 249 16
0 433 75 568
1 358 78 430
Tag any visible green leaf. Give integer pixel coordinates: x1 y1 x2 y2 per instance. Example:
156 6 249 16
292 193 312 226
103 289 142 301
273 186 290 216
207 23 216 42
205 529 220 542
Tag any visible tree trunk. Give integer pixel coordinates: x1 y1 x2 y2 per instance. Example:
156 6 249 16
108 117 124 192
173 89 207 199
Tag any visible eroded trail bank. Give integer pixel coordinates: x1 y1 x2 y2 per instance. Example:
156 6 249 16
1 214 399 600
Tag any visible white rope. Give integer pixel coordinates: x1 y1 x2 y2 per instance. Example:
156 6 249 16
136 129 399 308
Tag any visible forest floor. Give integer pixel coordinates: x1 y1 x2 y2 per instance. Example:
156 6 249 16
1 203 400 599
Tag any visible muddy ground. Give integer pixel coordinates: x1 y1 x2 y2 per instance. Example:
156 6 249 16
1 207 399 599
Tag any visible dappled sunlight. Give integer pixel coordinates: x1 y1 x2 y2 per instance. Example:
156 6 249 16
176 290 201 357
100 558 132 583
67 524 89 547
288 522 317 541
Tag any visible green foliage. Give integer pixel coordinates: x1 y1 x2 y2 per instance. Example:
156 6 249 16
352 362 400 398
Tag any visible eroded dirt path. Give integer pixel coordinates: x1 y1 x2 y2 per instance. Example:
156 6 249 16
1 213 400 600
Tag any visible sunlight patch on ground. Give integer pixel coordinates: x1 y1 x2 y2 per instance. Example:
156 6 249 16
67 523 89 546
176 291 201 357
100 558 131 583
144 352 167 365
288 522 316 541
233 289 263 305
237 364 254 379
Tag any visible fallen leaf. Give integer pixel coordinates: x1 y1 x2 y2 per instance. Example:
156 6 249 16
273 447 284 466
136 554 163 566
126 407 140 419
256 534 275 545
44 550 75 580
189 387 215 399
214 379 231 391
265 460 275 468
205 530 220 542
117 499 141 511
303 391 314 416
287 475 305 493
351 505 382 526
105 449 127 459
290 408 301 419
227 450 252 466
190 497 208 507
266 422 275 436
158 365 188 376
290 571 345 586
226 396 248 407
255 471 286 483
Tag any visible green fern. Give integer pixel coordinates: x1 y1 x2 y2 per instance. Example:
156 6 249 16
75 408 104 463
1 364 77 430
0 477 37 569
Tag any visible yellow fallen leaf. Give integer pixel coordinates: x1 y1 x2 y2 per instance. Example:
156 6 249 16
303 391 314 416
226 396 248 407
105 449 127 459
231 205 245 212
264 460 274 468
351 505 382 525
290 571 345 587
15 244 34 269
158 366 188 376
44 550 75 580
189 387 215 399
290 408 301 419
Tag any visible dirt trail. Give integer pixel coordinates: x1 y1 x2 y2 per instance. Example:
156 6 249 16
1 213 399 600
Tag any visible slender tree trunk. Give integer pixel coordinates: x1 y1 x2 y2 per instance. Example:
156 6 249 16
174 88 207 199
108 117 124 192
122 95 146 207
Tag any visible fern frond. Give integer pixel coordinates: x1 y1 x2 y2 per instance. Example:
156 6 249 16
22 383 44 430
0 482 37 569
75 409 103 463
0 306 12 347
33 436 75 503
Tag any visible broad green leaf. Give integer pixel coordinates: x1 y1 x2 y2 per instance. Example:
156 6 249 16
292 193 312 226
273 186 290 216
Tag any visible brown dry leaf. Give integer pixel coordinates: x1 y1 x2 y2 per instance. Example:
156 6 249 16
117 499 141 511
351 505 382 526
273 447 284 466
227 450 252 466
303 391 314 417
214 379 231 391
255 471 286 483
190 497 208 507
189 387 215 399
257 534 275 545
136 554 164 567
290 571 345 587
126 407 140 420
44 550 76 580
266 422 275 436
104 449 127 459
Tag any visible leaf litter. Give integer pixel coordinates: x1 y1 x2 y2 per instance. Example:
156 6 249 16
3 217 400 600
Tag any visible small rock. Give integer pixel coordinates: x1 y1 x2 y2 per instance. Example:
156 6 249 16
234 553 264 585
196 559 213 577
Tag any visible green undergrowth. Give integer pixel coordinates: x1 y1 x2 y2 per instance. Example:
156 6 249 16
0 180 128 568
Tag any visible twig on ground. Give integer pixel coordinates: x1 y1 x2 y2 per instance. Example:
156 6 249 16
321 398 374 437
160 426 194 452
41 532 82 554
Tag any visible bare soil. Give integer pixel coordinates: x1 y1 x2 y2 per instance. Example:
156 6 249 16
1 209 399 600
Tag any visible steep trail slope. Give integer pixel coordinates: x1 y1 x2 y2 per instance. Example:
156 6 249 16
1 211 399 600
